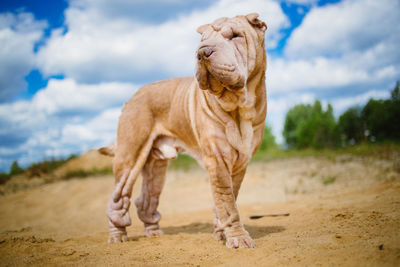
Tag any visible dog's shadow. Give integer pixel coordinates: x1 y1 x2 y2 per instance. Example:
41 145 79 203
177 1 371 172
161 222 285 239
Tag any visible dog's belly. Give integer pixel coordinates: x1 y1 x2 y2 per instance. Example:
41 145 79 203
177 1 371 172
152 135 204 168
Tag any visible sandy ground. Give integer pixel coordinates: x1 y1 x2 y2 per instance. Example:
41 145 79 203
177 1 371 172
0 155 399 266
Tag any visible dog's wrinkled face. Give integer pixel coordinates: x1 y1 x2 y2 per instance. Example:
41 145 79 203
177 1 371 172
195 13 267 95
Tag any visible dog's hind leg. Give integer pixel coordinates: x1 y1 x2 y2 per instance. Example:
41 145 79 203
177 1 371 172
106 112 156 243
135 137 176 237
107 140 155 242
107 167 131 243
134 150 169 237
107 140 155 243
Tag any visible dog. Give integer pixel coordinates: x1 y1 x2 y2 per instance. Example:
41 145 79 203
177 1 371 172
99 13 267 248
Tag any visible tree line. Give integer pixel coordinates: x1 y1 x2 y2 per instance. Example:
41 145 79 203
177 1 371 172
282 82 400 149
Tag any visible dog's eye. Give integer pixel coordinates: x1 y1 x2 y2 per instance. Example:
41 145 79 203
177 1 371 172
221 28 242 40
231 32 242 40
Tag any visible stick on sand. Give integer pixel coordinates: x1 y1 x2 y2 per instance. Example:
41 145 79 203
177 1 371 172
249 213 290 219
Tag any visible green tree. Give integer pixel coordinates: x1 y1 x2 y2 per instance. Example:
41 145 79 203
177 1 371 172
362 104 397 142
283 100 340 149
9 160 24 176
360 81 400 142
390 81 400 139
283 104 312 148
391 81 400 101
338 106 364 145
258 125 277 151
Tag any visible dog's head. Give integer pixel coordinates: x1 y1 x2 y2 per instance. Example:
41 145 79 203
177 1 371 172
195 13 267 95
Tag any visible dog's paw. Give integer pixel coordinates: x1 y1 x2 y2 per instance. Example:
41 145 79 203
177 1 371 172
108 222 128 243
145 228 163 237
144 224 163 237
213 229 226 241
226 234 256 249
108 232 128 243
213 217 226 241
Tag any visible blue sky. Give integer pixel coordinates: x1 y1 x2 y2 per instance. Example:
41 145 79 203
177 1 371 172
0 0 399 172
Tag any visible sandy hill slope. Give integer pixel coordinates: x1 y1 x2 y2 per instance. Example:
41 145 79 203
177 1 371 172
0 154 399 266
0 149 113 194
52 149 112 178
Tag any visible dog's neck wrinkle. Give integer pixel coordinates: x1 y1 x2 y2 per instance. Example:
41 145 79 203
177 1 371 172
249 67 266 99
202 59 265 121
200 65 265 156
220 63 266 111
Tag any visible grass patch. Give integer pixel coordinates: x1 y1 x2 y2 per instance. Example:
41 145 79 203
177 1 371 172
252 146 337 162
168 154 198 171
26 155 78 177
343 142 400 157
63 167 113 179
323 176 337 185
252 142 400 163
0 172 10 184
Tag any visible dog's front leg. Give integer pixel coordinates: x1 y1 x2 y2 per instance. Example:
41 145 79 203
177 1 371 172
203 142 255 248
213 167 247 242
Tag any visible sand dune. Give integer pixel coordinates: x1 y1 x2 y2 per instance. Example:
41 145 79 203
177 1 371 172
0 155 399 266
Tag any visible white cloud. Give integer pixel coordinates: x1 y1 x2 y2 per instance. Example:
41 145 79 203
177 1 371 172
266 0 400 113
0 12 47 102
34 108 119 166
0 78 135 170
331 89 391 114
0 78 136 136
31 78 137 115
268 57 370 93
286 0 400 59
61 107 121 146
274 0 400 95
37 0 289 83
284 0 318 5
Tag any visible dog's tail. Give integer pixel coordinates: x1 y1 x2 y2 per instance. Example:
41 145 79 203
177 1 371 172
98 143 116 157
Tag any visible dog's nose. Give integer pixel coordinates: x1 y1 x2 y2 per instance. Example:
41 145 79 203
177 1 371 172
197 46 214 59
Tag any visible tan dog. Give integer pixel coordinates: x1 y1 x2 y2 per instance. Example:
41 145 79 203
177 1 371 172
100 13 267 249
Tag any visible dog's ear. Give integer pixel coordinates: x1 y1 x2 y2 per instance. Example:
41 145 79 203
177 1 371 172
197 24 210 34
246 13 267 32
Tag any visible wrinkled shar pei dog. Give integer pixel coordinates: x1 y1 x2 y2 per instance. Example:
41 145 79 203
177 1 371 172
100 13 267 248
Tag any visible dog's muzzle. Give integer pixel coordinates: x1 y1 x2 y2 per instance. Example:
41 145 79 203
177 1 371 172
196 46 245 91
197 46 215 59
